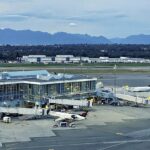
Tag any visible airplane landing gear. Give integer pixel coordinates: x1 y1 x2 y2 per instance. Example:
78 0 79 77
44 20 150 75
53 121 76 128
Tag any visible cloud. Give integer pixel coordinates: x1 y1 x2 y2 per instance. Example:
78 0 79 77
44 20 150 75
0 10 128 23
0 10 54 22
0 0 149 37
0 14 29 21
114 14 128 19
20 12 52 20
66 12 128 23
69 22 77 27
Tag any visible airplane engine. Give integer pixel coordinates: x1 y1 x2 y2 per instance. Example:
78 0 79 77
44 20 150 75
71 115 77 120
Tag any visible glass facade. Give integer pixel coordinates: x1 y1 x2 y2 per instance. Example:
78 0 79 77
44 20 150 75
0 80 96 105
0 70 97 107
0 84 24 102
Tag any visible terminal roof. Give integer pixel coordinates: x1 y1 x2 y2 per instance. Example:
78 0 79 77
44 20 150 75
0 70 97 85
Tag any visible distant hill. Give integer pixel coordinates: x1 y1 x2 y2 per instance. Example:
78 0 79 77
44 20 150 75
0 28 150 45
51 32 111 44
0 29 111 45
111 34 150 44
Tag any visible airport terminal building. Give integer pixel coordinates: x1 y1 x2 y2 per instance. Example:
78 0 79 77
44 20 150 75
0 70 97 106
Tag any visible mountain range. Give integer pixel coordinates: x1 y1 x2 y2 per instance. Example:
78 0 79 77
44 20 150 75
0 28 150 45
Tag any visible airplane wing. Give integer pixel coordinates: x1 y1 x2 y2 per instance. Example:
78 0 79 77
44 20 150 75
55 117 65 122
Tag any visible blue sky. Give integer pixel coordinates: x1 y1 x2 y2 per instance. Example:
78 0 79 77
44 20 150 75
0 0 150 37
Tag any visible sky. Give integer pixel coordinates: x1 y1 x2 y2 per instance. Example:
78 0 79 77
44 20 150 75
0 0 150 38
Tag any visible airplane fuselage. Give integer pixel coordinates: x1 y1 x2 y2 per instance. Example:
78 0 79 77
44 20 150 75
49 111 85 121
129 87 150 92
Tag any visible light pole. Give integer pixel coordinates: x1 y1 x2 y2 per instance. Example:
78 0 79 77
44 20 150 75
113 64 117 102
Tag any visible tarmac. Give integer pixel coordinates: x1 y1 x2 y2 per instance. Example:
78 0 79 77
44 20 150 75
0 119 56 147
1 105 150 149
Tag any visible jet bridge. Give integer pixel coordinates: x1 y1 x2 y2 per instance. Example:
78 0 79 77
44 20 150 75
116 93 149 105
0 99 90 117
48 98 90 107
0 107 43 116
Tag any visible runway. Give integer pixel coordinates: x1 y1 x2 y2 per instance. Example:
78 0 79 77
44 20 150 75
99 74 150 87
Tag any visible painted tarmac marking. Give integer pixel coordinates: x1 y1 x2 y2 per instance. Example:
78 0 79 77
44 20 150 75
116 132 124 135
103 139 150 144
6 139 150 150
99 143 125 150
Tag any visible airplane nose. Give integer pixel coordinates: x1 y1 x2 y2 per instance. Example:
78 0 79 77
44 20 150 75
77 115 85 120
80 116 86 120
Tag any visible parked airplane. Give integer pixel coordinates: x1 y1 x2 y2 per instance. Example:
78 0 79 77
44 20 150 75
48 110 88 122
128 86 150 92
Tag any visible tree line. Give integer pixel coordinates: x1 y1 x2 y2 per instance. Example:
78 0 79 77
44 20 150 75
0 44 150 61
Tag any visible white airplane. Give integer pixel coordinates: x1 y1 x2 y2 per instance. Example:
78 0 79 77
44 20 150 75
128 86 150 92
48 110 88 122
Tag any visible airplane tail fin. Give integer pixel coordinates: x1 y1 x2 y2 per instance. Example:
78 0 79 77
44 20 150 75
79 111 88 117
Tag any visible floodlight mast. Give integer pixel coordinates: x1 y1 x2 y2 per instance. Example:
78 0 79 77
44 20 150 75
113 64 117 102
